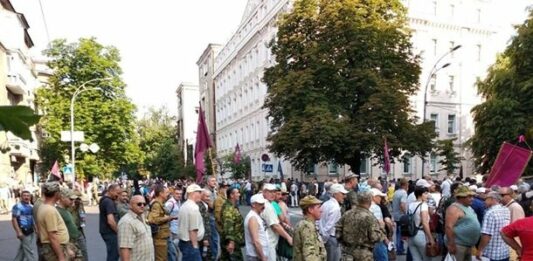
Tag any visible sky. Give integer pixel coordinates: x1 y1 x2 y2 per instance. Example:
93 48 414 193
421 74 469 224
12 0 249 116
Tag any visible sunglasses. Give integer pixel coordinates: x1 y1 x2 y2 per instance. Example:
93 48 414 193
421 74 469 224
137 202 147 207
500 194 509 196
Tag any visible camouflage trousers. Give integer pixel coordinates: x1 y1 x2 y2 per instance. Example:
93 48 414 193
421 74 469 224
41 242 83 261
341 248 374 261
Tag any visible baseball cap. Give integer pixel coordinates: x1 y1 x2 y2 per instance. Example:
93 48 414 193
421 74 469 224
416 179 432 188
42 182 61 194
251 194 266 204
263 183 277 191
186 184 204 193
329 184 348 194
60 188 76 199
476 187 487 194
371 188 386 197
299 196 322 208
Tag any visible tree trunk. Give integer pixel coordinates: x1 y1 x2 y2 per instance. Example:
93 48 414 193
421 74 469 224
348 151 362 175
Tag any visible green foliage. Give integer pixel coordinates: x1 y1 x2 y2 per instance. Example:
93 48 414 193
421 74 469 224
222 154 251 180
263 0 435 173
0 106 40 141
137 106 185 179
436 138 463 175
470 11 533 175
36 38 142 179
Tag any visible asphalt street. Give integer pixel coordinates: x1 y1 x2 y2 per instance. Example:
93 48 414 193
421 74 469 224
0 204 414 261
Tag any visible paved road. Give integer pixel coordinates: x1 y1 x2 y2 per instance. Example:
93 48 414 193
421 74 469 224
0 204 412 261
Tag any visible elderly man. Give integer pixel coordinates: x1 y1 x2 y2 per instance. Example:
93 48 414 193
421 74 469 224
392 178 409 254
336 191 385 261
294 196 326 261
244 194 269 261
342 173 359 213
476 191 510 261
499 187 525 223
445 185 481 261
198 189 213 259
370 188 389 261
177 184 205 261
319 183 348 261
37 182 71 261
206 176 220 261
116 190 129 220
56 188 83 260
261 183 293 261
12 190 35 261
118 195 155 261
221 187 244 260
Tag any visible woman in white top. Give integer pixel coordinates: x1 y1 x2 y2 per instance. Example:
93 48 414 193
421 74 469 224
408 186 435 261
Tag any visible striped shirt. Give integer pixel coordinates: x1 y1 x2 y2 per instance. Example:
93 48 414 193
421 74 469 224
481 204 510 260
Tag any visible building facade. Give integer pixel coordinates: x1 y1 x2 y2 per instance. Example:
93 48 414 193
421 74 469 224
197 44 222 147
209 0 531 181
0 0 42 185
176 82 199 163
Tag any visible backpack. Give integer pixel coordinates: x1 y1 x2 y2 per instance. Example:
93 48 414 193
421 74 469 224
519 192 533 217
430 198 445 233
399 203 422 237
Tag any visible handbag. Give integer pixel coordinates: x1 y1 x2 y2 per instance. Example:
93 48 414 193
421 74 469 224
426 242 440 257
444 253 457 261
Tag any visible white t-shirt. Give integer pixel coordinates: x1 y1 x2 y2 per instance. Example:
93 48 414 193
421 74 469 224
260 201 280 248
408 202 428 228
177 200 205 241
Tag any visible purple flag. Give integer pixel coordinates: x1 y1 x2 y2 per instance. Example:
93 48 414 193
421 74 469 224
194 105 212 183
383 137 391 175
485 141 532 187
234 144 241 164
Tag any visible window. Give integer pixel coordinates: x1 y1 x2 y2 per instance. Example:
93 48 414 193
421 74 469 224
430 153 437 173
360 157 368 176
450 4 455 17
432 39 438 56
306 163 316 175
430 113 439 133
328 163 338 175
448 114 456 134
432 1 437 15
476 9 481 23
476 45 482 62
448 76 455 92
430 74 437 91
403 156 411 174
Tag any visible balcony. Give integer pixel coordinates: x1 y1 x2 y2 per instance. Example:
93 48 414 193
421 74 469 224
7 133 31 158
6 73 26 95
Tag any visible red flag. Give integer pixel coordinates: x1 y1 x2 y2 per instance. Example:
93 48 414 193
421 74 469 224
485 140 532 187
383 137 391 175
234 143 241 164
194 105 212 183
50 160 62 180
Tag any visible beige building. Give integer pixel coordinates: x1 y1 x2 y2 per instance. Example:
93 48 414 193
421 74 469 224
176 82 200 163
197 44 222 147
0 0 42 185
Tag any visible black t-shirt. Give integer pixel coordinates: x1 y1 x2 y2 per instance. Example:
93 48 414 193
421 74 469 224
99 196 117 234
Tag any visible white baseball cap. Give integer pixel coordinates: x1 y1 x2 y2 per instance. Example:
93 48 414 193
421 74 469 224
263 183 277 191
186 184 203 193
416 179 432 188
476 187 487 194
251 194 266 204
371 188 386 197
329 184 348 194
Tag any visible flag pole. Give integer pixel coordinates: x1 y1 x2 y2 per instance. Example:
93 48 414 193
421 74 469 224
208 148 217 179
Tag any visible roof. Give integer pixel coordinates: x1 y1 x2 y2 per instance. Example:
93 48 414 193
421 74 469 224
0 0 34 48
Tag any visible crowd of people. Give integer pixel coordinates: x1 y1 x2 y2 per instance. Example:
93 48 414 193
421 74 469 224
5 173 533 261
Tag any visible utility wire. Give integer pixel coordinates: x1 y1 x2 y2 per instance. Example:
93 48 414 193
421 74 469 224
37 0 51 46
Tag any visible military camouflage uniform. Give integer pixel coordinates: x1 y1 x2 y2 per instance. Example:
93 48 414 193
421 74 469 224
41 242 79 261
198 201 212 260
342 188 358 214
293 217 326 261
220 200 244 261
336 206 385 261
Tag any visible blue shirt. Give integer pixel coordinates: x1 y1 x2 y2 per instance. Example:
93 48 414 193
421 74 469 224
12 202 34 230
471 197 486 225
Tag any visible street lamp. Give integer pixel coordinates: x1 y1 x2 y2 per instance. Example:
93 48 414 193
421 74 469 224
420 45 461 177
70 77 112 184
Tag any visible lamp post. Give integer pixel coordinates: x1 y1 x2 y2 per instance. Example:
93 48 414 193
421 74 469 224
420 45 461 177
70 77 111 184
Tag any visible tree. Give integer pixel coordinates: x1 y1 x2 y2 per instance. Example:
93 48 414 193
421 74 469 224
137 106 184 179
36 38 142 179
436 138 462 175
0 106 40 142
469 11 533 176
263 0 435 173
223 154 251 180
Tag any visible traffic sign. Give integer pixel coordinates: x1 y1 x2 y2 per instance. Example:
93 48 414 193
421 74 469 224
262 163 273 173
60 131 85 142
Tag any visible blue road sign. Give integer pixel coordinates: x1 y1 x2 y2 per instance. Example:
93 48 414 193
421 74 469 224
262 163 273 173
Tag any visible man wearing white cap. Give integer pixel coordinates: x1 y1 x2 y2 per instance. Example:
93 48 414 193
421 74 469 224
177 184 205 261
244 194 269 261
370 188 389 261
261 183 292 261
319 184 347 261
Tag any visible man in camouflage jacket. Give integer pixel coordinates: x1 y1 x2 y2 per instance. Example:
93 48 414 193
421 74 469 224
220 187 244 261
199 190 213 260
336 191 385 261
293 195 326 261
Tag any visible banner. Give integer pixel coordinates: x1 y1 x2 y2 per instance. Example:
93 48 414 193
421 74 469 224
485 142 532 187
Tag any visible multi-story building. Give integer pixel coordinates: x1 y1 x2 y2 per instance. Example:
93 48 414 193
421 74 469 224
209 0 531 181
197 44 222 146
176 82 199 163
0 0 42 185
